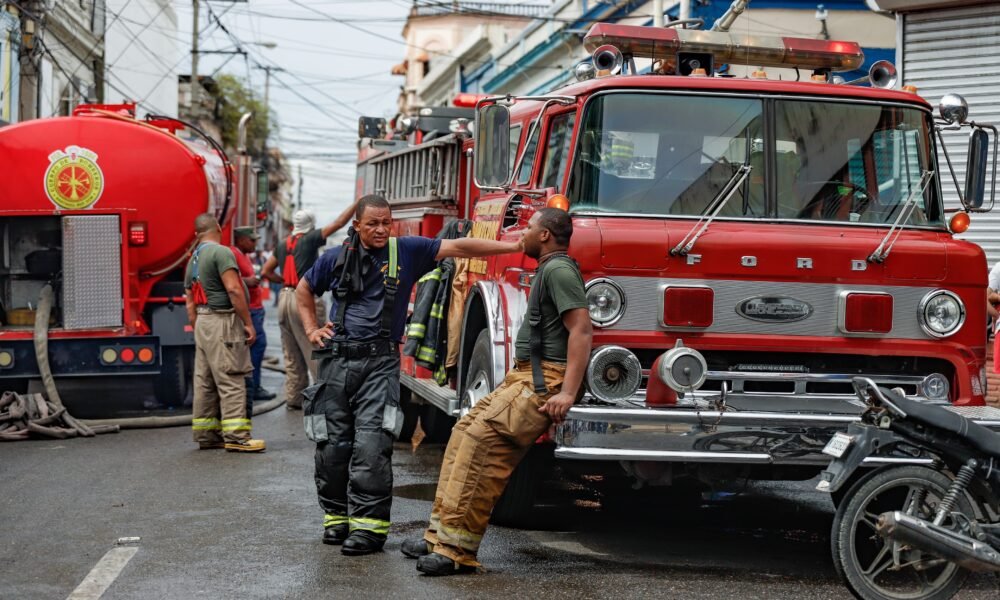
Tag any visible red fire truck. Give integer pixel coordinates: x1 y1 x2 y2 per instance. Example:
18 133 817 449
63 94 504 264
358 23 1000 522
0 103 262 407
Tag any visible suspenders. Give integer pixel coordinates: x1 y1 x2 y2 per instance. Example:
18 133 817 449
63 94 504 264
526 253 578 394
333 237 399 340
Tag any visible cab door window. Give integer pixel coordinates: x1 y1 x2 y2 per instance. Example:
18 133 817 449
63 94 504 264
541 112 577 190
514 122 539 186
507 124 522 182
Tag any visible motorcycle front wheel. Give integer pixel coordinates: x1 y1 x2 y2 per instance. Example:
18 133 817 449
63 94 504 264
831 465 973 600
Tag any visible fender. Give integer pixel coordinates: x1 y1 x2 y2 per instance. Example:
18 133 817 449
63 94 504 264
458 280 507 399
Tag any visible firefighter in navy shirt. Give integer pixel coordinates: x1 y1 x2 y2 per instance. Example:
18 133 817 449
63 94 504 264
295 194 522 555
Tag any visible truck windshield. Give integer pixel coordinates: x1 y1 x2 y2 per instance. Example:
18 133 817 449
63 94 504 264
567 93 943 228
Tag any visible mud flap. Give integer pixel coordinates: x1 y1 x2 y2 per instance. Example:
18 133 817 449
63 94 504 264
302 382 329 442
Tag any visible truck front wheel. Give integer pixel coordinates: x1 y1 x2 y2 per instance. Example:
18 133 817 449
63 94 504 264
490 445 550 528
460 330 494 417
156 347 192 408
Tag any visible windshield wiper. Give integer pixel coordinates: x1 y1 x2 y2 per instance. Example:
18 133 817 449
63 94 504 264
671 163 752 257
868 169 934 263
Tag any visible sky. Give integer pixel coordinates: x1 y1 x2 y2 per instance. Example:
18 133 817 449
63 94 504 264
174 0 414 226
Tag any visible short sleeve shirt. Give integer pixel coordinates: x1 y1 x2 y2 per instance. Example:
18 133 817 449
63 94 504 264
275 229 326 283
183 242 242 310
230 245 263 310
303 236 442 342
514 258 588 362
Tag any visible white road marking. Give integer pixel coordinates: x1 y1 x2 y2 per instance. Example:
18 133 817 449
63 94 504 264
66 545 139 600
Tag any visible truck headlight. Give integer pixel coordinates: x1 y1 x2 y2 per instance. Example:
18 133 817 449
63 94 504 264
586 278 626 327
586 345 642 403
917 290 965 338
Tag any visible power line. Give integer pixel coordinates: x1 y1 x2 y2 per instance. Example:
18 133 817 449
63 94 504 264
204 2 365 127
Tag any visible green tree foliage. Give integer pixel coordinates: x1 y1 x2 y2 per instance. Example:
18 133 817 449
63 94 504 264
212 74 271 154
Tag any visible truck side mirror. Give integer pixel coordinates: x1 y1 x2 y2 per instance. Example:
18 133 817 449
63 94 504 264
964 128 989 210
474 104 511 189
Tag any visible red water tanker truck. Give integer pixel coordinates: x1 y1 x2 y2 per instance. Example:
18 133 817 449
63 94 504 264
0 103 261 407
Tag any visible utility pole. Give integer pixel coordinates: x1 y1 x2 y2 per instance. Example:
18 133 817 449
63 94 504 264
297 164 303 210
253 65 284 133
653 0 664 27
191 0 200 109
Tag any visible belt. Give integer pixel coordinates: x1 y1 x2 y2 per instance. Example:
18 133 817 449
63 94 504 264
327 339 398 359
196 306 235 314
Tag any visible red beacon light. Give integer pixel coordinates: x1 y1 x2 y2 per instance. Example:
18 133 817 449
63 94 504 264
583 23 864 74
452 93 489 108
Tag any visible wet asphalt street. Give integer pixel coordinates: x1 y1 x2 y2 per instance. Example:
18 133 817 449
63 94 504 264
2 306 998 599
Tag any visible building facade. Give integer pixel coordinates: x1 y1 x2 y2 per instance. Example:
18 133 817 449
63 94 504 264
0 6 18 124
15 0 106 120
103 0 179 116
393 1 547 115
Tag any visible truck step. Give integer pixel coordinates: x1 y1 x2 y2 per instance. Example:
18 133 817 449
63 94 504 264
401 373 457 416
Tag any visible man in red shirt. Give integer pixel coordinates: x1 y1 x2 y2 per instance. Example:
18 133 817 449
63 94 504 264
232 227 275 404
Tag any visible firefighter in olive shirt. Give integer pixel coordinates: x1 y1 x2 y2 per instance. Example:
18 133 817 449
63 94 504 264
183 213 265 453
402 208 592 575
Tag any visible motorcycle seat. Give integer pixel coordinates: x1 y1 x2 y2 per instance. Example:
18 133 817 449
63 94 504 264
885 389 1000 459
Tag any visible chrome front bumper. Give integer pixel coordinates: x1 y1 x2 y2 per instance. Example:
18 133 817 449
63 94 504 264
553 400 1000 467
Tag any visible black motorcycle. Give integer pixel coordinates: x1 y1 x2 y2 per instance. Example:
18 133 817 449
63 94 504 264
818 377 1000 600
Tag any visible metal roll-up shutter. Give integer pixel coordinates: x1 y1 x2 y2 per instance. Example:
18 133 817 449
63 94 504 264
902 4 1000 265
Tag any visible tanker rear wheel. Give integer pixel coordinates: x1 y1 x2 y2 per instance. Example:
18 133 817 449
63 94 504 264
156 347 192 408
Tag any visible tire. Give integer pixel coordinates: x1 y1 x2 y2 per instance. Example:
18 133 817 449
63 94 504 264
831 465 972 600
155 347 191 408
419 401 455 443
490 445 550 528
397 386 419 443
459 330 494 417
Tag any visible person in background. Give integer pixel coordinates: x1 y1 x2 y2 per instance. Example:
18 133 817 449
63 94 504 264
261 201 359 409
988 261 1000 372
184 214 264 453
231 227 275 406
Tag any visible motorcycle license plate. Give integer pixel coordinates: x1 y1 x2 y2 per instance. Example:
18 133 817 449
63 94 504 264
823 433 853 458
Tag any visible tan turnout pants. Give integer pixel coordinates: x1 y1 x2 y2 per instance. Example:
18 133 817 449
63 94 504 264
422 360 566 568
277 287 326 408
191 310 253 444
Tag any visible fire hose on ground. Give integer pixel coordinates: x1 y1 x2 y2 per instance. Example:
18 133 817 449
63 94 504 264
0 285 284 440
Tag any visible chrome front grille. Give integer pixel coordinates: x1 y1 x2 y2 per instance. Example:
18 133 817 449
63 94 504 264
606 276 937 340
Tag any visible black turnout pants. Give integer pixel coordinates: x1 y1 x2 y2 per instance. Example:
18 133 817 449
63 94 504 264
304 347 403 539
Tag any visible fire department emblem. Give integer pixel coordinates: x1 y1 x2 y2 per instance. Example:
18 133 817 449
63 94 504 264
44 146 104 210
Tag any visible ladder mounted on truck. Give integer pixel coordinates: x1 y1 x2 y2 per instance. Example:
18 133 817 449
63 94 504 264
361 133 464 208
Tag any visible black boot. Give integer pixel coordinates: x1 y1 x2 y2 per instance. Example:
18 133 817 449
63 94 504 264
322 524 348 546
416 552 477 576
400 538 432 559
341 530 385 556
254 386 277 401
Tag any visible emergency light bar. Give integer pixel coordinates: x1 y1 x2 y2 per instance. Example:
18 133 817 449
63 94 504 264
583 23 864 73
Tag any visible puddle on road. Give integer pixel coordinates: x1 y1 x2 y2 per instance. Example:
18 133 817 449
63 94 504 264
393 483 437 501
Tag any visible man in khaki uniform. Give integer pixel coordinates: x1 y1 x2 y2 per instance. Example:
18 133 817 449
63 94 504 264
401 209 592 574
261 203 357 409
184 213 266 453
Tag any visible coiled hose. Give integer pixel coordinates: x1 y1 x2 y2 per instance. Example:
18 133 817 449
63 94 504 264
33 285 284 431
